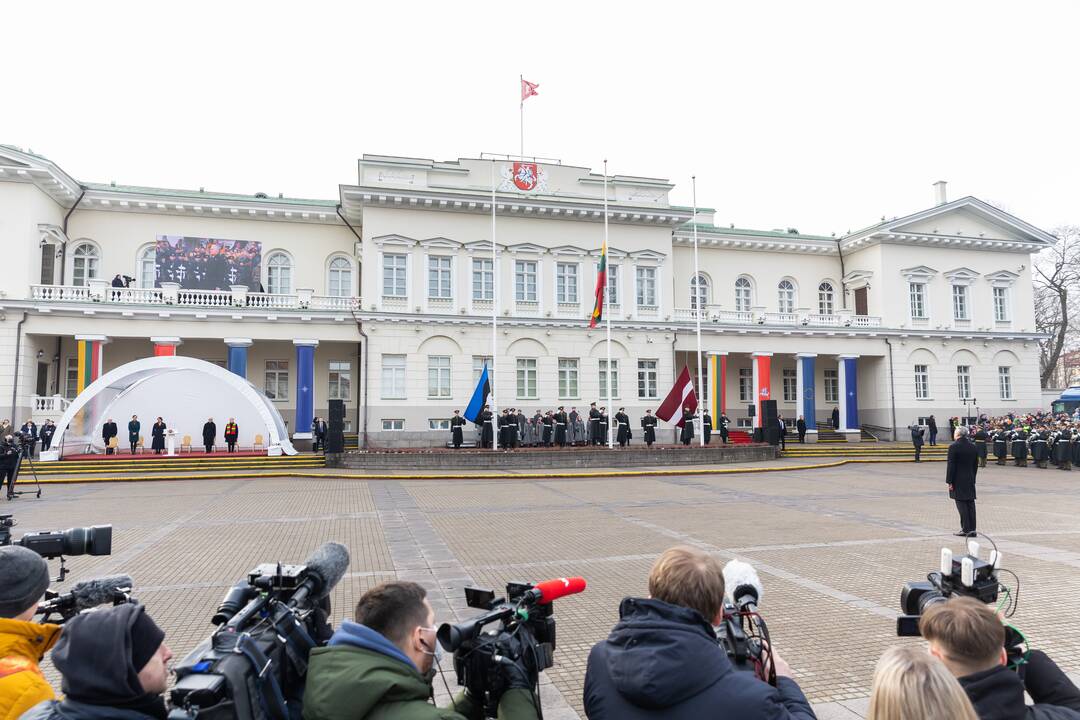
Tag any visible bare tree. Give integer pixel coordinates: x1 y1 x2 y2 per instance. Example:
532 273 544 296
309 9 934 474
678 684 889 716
1035 226 1080 388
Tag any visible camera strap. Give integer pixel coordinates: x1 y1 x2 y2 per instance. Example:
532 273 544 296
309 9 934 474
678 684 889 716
219 632 289 720
270 607 316 675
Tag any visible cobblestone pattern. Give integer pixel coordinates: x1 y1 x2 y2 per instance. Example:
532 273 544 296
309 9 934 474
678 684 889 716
11 460 1080 719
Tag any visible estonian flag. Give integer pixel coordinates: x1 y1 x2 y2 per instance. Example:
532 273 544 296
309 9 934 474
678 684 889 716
464 364 491 424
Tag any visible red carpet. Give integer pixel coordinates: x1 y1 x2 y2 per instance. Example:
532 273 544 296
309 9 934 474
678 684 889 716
57 450 271 461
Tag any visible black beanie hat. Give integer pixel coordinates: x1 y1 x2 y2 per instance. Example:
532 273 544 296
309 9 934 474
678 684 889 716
0 545 51 618
130 607 166 671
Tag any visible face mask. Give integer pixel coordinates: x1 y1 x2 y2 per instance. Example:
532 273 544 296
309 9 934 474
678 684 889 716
418 626 443 682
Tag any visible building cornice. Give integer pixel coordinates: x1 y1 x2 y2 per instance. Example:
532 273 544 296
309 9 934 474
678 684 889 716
0 301 356 325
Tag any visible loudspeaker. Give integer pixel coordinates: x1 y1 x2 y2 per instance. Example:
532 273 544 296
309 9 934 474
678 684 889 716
327 399 345 453
747 404 756 418
765 427 780 446
761 400 778 429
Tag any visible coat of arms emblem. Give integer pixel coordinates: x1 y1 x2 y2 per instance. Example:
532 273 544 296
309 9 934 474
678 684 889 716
499 162 549 193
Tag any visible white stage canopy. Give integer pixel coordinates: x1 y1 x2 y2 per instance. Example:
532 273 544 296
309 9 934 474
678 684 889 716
42 356 296 459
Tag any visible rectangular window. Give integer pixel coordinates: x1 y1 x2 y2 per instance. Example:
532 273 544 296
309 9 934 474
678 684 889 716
381 354 406 399
956 365 971 400
264 360 289 401
558 358 579 399
914 365 930 400
637 360 658 399
556 262 579 303
428 419 451 431
515 260 538 302
782 368 797 402
428 256 452 299
993 287 1010 322
472 356 493 388
636 266 657 306
998 366 1013 400
909 282 926 319
599 359 619 400
381 419 404 431
64 358 79 399
40 245 56 285
427 355 451 398
824 368 839 404
739 368 753 403
516 358 538 399
472 258 494 301
328 361 351 401
383 254 407 297
952 285 969 320
606 264 619 305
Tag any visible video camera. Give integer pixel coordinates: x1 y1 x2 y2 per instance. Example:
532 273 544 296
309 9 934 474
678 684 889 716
437 577 586 718
0 514 113 581
167 542 349 720
896 535 1017 637
37 574 135 623
718 560 777 685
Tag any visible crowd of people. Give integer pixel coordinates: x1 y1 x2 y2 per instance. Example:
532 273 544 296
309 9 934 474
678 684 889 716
3 542 1079 720
912 411 1080 470
153 238 261 291
98 416 242 455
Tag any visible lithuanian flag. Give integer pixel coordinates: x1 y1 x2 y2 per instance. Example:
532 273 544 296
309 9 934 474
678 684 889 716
589 237 607 328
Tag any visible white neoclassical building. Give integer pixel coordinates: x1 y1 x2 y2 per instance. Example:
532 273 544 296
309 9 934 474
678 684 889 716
0 145 1052 447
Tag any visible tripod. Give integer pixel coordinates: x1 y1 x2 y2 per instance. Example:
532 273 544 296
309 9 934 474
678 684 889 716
5 448 42 501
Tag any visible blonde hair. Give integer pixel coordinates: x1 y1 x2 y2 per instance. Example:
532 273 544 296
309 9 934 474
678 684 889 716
868 645 978 720
648 546 726 623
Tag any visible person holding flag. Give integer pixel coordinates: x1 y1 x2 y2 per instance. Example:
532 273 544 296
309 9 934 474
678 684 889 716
464 364 494 449
656 366 699 444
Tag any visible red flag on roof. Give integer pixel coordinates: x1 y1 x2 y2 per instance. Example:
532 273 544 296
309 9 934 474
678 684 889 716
521 77 539 103
656 366 698 428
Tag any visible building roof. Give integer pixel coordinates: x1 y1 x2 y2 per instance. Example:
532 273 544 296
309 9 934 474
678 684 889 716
81 181 337 207
677 222 835 242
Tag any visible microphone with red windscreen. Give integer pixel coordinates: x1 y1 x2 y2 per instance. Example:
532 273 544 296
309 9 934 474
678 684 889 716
525 577 587 604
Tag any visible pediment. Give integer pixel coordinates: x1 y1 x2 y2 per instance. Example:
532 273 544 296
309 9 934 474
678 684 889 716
505 243 546 255
549 245 588 257
900 265 938 281
943 267 980 284
0 151 31 168
371 233 417 247
886 198 1054 245
418 236 463 250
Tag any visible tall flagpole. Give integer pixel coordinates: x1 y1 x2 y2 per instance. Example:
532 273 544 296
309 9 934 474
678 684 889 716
519 75 524 161
692 176 705 447
491 160 499 450
604 159 613 448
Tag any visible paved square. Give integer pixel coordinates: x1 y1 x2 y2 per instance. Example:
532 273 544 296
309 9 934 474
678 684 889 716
11 458 1080 718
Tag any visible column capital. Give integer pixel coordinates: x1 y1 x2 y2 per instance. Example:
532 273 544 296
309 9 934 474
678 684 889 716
224 338 254 347
293 339 320 347
837 354 860 360
75 335 111 344
150 337 182 346
707 351 728 357
796 352 818 358
752 351 773 358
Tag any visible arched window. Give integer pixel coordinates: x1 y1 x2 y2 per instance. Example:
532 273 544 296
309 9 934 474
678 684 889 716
777 280 796 313
327 256 353 297
818 281 835 315
138 246 157 288
690 273 710 310
72 243 99 287
266 252 293 295
734 277 753 312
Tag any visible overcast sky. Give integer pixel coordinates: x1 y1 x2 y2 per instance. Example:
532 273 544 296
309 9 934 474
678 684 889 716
5 1 1078 236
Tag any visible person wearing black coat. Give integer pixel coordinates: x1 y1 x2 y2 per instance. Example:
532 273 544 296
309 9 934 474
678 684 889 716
39 420 56 452
719 413 730 444
101 419 118 455
224 419 239 452
910 424 925 462
478 406 493 449
541 411 554 447
127 415 141 455
640 410 657 446
796 416 806 443
947 427 979 537
1012 428 1029 467
588 404 601 445
584 548 815 720
151 418 166 454
928 414 939 445
993 427 1009 465
19 420 38 458
973 426 989 468
615 409 631 448
702 412 712 445
450 410 466 449
831 406 840 431
680 407 696 446
554 407 568 448
202 418 216 453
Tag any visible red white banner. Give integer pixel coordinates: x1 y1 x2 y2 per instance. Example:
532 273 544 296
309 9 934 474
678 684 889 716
656 366 698 428
754 354 772 428
521 77 539 102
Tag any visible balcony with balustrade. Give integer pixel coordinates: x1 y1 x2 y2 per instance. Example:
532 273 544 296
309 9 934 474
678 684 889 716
673 305 882 329
30 283 361 314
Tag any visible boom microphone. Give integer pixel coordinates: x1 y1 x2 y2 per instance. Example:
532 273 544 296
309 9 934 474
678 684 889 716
38 574 133 621
525 577 587 604
723 560 764 611
287 542 350 607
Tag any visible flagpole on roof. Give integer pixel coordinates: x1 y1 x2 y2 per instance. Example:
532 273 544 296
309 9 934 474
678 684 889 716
520 74 524 161
604 160 613 449
693 175 705 447
491 159 499 450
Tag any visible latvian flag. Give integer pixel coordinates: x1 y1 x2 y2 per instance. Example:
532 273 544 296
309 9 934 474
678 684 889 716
656 366 698 427
589 236 607 328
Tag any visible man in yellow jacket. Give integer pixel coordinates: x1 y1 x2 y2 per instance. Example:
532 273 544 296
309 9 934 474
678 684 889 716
0 545 59 720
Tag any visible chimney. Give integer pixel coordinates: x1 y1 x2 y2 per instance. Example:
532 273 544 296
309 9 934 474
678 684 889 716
933 180 947 206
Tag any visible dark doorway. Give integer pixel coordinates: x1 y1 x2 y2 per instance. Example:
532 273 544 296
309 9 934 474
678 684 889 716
854 287 868 315
36 362 49 396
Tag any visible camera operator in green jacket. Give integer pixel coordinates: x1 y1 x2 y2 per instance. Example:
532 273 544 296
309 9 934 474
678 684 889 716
303 581 539 720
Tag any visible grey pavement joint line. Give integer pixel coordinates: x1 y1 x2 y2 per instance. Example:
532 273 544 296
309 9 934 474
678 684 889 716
368 481 581 719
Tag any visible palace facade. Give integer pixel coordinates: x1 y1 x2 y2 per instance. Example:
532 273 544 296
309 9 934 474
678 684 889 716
0 145 1052 446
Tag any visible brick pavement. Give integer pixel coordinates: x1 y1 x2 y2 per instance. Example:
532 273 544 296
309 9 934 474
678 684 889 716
8 459 1080 718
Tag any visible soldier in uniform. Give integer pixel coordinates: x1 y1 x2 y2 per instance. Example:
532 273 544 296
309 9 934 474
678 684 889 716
702 411 713 445
973 424 989 468
554 406 568 447
641 409 657 447
588 403 601 445
680 406 696 446
566 407 579 445
1055 424 1072 471
1071 428 1080 471
478 405 494 449
542 411 554 447
615 408 631 448
1031 427 1049 469
531 410 544 447
599 407 610 446
719 413 730 444
1011 427 1028 467
515 409 528 448
450 410 466 449
571 408 586 445
992 426 1008 465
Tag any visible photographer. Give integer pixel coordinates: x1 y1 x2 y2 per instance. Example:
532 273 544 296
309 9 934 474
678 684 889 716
0 546 60 718
304 581 539 720
24 603 173 720
584 546 814 719
920 597 1080 719
1 434 19 500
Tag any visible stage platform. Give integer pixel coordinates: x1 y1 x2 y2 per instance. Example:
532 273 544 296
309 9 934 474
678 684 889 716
56 449 271 461
328 442 777 470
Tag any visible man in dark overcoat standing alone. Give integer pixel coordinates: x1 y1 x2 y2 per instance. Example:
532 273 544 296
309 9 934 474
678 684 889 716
947 426 979 537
